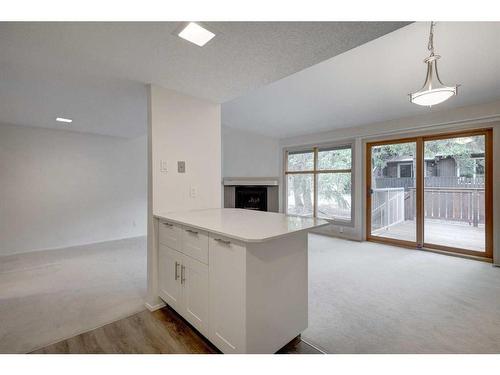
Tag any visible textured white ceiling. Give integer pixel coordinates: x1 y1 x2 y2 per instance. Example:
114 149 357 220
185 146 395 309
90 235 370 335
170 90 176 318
0 22 408 137
222 22 500 138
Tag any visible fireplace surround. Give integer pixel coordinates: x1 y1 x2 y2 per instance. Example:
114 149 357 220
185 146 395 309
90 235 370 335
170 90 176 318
223 177 279 212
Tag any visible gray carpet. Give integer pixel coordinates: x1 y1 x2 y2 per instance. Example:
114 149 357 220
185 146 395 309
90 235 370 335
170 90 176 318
0 237 147 353
304 234 500 353
3 233 500 354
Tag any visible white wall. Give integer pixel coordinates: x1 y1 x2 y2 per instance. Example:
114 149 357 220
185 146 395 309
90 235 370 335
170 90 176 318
279 98 500 264
150 85 221 214
0 123 147 256
147 85 221 309
222 125 280 178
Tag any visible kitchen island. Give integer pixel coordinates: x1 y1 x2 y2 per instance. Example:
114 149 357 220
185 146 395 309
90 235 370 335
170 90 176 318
153 208 328 353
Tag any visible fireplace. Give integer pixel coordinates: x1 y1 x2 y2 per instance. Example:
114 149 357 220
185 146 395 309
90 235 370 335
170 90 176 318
235 186 267 211
223 177 279 213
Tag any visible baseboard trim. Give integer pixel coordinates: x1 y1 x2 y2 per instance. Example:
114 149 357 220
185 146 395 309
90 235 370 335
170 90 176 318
145 301 166 312
300 337 328 354
2 235 147 258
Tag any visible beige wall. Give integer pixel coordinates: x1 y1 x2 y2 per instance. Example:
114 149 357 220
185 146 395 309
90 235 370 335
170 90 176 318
280 99 500 264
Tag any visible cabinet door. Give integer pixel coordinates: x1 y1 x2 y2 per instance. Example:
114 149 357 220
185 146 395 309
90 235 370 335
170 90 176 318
209 235 246 353
158 244 182 310
180 255 209 337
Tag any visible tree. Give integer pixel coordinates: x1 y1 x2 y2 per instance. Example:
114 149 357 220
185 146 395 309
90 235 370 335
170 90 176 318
371 136 484 178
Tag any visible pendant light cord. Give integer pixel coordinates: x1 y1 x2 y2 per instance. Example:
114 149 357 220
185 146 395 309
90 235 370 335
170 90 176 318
427 21 436 56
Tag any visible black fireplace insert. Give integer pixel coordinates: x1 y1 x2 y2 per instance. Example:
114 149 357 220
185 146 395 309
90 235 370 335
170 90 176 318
235 186 267 211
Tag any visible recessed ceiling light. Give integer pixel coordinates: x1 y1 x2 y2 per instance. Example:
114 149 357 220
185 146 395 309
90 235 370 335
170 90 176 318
56 117 73 123
178 22 215 47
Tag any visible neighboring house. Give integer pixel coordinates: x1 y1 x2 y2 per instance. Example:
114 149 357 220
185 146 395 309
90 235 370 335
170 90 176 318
378 153 485 179
375 153 485 190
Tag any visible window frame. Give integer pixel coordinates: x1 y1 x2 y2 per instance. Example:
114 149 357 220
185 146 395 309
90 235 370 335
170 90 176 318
283 142 354 225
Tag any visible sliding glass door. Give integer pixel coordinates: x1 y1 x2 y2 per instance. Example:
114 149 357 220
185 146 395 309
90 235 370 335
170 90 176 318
368 140 417 244
423 133 489 254
367 129 492 258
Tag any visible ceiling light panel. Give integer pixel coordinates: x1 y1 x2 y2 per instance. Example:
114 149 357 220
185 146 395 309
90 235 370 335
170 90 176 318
178 22 215 47
56 117 73 123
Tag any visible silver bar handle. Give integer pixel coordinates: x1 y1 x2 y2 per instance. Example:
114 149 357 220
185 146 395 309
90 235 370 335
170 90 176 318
174 261 180 280
181 265 186 284
214 238 231 245
186 229 198 235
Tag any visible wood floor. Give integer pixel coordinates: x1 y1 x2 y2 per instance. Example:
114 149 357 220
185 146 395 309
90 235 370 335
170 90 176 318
31 306 321 354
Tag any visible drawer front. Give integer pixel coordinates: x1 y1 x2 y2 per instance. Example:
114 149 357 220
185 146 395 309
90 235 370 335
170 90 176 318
182 226 209 264
158 221 182 251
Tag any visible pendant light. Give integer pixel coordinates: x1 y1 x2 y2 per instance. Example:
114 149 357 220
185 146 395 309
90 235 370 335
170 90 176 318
409 22 458 107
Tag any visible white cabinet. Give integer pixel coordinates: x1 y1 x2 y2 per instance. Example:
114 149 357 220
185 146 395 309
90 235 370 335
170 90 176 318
208 235 246 353
158 228 209 337
158 244 182 309
181 227 209 264
181 255 209 336
157 217 309 354
159 221 182 251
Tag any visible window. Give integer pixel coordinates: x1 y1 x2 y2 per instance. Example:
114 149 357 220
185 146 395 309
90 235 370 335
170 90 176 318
285 145 352 222
475 157 485 176
398 163 413 178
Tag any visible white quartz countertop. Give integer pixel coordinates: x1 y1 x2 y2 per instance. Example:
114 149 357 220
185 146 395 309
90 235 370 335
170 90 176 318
154 208 329 243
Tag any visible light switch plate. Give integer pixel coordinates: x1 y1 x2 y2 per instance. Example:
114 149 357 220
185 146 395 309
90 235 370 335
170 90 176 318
160 160 168 173
177 161 186 173
189 186 197 198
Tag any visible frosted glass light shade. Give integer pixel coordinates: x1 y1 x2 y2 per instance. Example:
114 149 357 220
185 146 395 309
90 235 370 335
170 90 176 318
410 55 458 107
410 87 457 106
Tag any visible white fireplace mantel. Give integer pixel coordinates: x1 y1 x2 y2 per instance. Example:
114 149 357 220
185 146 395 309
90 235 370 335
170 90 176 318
223 177 280 186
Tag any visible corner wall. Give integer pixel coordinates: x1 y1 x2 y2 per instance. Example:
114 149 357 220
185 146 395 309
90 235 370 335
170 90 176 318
0 123 147 256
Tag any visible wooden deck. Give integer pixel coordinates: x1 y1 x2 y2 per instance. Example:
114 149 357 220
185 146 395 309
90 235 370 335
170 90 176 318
372 220 485 252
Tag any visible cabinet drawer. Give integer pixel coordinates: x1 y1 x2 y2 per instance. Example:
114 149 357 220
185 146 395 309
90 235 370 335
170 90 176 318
158 221 182 251
182 226 209 264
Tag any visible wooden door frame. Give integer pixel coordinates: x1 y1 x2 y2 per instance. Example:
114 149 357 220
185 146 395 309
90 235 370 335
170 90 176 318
366 128 493 259
366 136 420 249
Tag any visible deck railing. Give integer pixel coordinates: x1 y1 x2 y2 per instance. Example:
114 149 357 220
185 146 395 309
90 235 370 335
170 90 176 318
372 186 485 229
375 176 485 190
406 187 484 226
371 188 405 230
